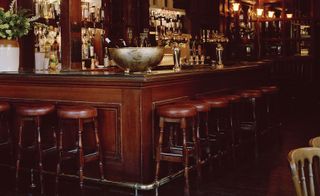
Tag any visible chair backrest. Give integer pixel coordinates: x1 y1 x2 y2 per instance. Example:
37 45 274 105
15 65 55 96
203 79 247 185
288 147 320 196
309 137 320 148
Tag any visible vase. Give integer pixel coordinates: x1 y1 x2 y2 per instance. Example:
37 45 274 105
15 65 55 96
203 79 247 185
0 39 20 72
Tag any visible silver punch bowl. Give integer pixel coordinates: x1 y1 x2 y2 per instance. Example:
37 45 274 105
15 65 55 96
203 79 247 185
109 47 164 73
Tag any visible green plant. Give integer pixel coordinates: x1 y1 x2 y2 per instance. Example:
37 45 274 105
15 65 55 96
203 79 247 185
0 0 38 40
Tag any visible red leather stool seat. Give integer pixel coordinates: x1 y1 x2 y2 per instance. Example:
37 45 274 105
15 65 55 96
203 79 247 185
238 90 262 99
259 86 279 95
158 104 197 118
181 100 211 112
0 102 10 112
201 97 229 108
16 103 54 116
222 94 242 103
57 105 97 119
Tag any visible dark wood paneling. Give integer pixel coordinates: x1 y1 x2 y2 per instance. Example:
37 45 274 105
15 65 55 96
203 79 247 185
0 1 9 9
98 105 122 161
121 89 143 181
0 85 121 103
17 0 35 72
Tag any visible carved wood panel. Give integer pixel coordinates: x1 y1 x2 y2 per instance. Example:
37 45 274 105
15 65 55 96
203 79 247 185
97 105 122 161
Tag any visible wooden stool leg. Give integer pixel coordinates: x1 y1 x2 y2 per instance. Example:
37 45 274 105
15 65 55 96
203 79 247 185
1 112 14 163
55 120 63 196
78 119 85 192
193 116 202 181
93 118 105 180
15 118 24 192
155 117 164 181
34 116 44 195
195 114 202 160
204 111 214 172
168 124 175 174
181 118 190 196
193 115 202 192
251 98 259 159
229 104 237 166
203 112 210 158
7 118 14 165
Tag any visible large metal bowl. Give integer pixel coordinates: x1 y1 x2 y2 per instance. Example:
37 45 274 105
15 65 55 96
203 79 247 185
109 47 164 73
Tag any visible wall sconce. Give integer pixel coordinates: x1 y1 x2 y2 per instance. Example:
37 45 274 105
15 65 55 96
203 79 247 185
286 13 293 19
232 2 240 12
267 10 275 18
256 8 264 17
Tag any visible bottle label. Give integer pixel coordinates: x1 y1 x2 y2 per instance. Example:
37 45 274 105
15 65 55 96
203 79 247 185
104 57 110 67
89 46 94 57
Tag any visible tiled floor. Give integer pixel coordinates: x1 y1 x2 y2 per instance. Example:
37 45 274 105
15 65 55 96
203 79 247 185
0 99 319 196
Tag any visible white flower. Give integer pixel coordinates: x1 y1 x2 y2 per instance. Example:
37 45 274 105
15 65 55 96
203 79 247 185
0 24 9 29
5 30 12 35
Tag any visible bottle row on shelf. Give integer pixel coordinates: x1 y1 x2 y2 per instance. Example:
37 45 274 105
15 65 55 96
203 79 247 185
199 29 229 43
259 20 312 39
80 27 158 70
32 0 108 70
34 0 61 20
34 23 61 71
81 1 106 24
149 7 185 42
182 30 229 66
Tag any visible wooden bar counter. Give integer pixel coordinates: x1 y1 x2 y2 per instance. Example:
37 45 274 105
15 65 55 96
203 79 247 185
0 62 270 184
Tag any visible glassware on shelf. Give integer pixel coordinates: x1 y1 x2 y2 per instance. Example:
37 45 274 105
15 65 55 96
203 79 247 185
81 1 104 23
149 7 186 43
33 0 61 20
81 27 106 70
34 23 61 71
81 2 90 21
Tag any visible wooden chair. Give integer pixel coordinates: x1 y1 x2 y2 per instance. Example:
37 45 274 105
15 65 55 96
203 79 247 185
288 147 320 196
309 137 320 148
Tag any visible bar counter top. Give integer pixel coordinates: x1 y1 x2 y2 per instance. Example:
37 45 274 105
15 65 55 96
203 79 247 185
0 60 271 184
0 61 269 87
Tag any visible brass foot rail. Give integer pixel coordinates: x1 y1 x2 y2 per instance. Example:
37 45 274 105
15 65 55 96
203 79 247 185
0 158 210 196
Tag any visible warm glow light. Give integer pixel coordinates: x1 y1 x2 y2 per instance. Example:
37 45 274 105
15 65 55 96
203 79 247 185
267 10 275 18
232 2 240 12
286 13 293 19
256 8 264 17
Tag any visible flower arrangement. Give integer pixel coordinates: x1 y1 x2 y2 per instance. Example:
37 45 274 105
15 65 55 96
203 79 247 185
0 0 38 40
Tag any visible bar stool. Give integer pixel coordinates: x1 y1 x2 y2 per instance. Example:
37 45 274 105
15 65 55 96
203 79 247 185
155 103 200 196
201 97 230 159
181 100 211 161
15 103 55 194
0 102 12 158
258 86 279 130
237 89 262 159
56 105 104 193
220 94 242 162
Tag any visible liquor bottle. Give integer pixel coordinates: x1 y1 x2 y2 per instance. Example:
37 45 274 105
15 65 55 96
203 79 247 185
82 2 89 22
34 29 40 52
105 37 119 48
117 39 127 47
34 1 40 16
190 35 197 56
103 47 110 67
90 5 96 22
100 3 105 23
51 36 60 62
88 40 95 58
53 2 61 21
